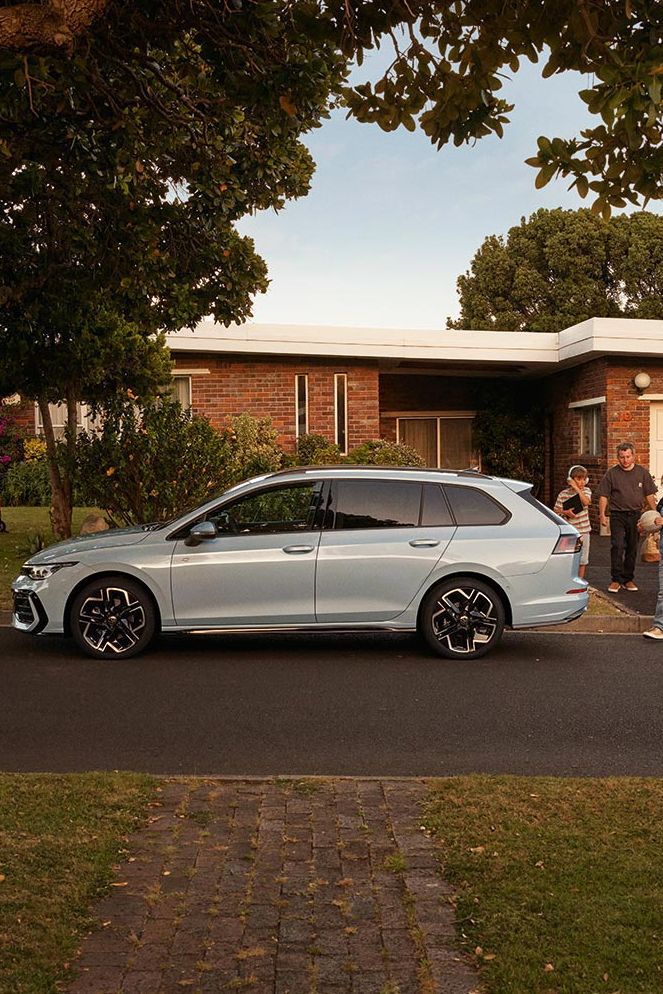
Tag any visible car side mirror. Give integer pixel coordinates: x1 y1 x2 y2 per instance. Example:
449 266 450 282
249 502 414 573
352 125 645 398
184 520 218 547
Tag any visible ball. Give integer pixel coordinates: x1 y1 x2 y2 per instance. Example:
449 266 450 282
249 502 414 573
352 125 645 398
639 509 661 533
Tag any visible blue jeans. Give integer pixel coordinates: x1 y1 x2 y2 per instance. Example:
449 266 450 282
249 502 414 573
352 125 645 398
653 558 663 632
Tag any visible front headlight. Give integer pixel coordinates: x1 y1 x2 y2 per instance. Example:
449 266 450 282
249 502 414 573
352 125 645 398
20 562 78 580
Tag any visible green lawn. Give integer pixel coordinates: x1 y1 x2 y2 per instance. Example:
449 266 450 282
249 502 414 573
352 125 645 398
0 773 154 994
424 776 663 994
2 775 663 994
0 507 101 611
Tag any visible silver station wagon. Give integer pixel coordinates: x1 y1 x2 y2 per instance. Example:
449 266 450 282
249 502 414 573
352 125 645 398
12 466 588 660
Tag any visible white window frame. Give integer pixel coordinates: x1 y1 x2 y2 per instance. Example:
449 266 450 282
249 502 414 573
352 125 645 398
578 403 602 456
169 374 192 409
295 374 309 438
334 373 348 454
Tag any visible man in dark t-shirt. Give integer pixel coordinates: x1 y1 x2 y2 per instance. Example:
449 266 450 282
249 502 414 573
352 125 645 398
596 442 657 592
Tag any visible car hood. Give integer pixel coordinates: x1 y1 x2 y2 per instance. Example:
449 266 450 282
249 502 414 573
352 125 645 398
27 524 156 564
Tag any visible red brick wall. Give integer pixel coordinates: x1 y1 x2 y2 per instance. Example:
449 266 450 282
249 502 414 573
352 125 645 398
173 354 380 453
543 358 663 524
605 360 663 467
4 401 35 433
543 358 608 516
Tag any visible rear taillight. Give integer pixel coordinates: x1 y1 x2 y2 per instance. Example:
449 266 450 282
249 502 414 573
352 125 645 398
553 534 582 555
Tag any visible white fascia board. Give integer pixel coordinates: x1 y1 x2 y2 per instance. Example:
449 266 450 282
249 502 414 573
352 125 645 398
167 322 559 365
167 317 663 367
559 317 663 362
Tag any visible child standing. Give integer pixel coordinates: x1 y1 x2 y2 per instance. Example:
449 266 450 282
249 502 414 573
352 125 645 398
554 464 592 579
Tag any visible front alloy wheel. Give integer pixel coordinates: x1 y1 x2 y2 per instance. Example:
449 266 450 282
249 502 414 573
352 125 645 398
70 576 156 659
420 577 505 660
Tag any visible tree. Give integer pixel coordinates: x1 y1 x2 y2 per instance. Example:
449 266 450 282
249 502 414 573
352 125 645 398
2 2 662 210
0 4 346 537
448 208 663 333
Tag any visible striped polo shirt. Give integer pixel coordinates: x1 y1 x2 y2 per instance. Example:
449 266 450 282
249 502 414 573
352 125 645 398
554 486 592 533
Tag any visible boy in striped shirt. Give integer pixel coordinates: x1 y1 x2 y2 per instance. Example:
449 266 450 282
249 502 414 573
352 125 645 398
554 465 592 579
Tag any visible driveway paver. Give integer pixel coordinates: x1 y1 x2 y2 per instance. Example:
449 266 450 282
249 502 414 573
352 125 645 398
65 779 479 994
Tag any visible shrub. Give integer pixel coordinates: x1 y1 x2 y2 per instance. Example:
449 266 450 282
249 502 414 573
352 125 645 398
2 458 52 506
23 437 47 461
295 433 342 465
345 439 425 467
473 383 545 494
0 409 25 501
223 412 284 484
74 398 232 526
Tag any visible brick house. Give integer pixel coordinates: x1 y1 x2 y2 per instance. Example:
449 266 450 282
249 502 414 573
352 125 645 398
7 316 663 518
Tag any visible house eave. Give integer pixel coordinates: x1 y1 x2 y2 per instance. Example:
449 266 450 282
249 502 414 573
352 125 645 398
166 316 663 374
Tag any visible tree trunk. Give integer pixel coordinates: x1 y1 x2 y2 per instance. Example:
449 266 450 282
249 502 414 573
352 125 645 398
38 396 73 540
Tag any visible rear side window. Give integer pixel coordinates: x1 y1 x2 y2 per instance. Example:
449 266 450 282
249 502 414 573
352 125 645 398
443 485 510 526
421 484 454 526
330 480 421 530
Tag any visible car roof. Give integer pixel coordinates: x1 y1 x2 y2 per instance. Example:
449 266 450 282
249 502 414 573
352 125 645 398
261 465 492 482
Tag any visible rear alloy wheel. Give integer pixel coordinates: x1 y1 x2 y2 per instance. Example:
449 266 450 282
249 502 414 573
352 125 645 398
70 576 156 659
420 577 505 660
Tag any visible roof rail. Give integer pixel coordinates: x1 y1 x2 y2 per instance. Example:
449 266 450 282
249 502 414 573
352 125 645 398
267 465 490 478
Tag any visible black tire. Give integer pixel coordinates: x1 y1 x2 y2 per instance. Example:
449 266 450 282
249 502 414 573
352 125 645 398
70 575 157 659
420 576 505 660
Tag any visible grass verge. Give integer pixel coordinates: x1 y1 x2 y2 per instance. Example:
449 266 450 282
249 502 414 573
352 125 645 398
0 507 102 611
0 773 154 994
424 775 663 994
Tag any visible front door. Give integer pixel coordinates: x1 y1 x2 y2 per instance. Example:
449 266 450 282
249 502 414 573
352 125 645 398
170 481 323 627
315 479 455 623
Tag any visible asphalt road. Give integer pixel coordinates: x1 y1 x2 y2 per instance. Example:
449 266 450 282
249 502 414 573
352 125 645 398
2 627 662 777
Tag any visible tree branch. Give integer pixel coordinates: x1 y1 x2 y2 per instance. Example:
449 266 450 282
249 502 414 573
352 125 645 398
0 0 109 53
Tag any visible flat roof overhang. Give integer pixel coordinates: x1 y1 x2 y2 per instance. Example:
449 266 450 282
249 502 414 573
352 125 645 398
167 317 663 376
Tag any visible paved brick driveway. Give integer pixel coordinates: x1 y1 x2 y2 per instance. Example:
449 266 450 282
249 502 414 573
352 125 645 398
66 779 479 994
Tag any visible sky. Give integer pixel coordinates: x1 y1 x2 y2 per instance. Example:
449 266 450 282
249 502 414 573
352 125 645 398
235 52 606 331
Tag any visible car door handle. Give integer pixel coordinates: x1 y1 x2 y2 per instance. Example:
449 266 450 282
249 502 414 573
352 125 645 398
409 539 440 547
283 545 315 554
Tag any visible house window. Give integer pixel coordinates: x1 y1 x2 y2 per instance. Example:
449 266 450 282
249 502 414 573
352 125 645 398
295 374 308 438
397 416 478 470
35 402 95 439
579 405 602 456
167 375 192 408
334 374 348 454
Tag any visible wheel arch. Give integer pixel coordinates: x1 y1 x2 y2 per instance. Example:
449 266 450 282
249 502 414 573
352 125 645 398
64 570 162 638
416 571 513 630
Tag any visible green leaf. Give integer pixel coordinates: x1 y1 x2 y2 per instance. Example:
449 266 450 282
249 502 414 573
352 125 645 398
535 163 556 189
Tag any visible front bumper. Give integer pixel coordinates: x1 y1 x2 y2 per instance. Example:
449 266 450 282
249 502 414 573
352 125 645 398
12 588 48 633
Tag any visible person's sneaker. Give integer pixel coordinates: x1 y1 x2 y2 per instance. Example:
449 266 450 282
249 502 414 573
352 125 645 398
607 582 621 593
643 627 663 640
623 581 639 591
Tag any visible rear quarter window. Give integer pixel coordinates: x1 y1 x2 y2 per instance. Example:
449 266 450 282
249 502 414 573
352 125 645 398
443 485 510 526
